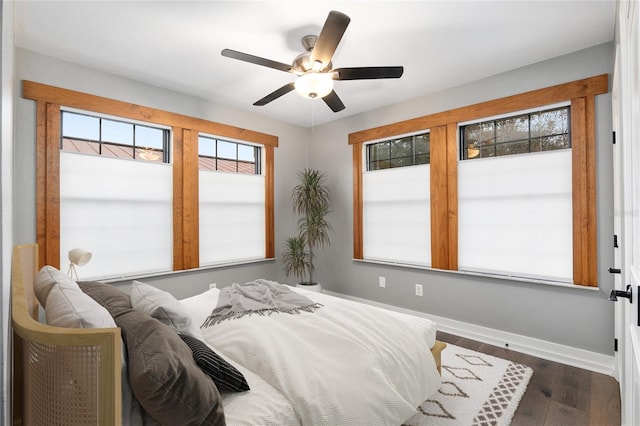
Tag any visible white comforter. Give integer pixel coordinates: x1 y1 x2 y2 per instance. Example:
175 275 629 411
181 285 440 426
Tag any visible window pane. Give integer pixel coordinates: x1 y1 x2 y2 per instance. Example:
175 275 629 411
414 134 430 155
479 145 495 158
390 137 412 159
464 122 495 148
496 140 529 156
530 138 543 152
198 136 260 174
62 139 101 155
61 111 169 163
367 131 429 170
461 106 569 160
390 156 412 168
102 119 133 145
237 145 257 175
415 133 430 164
531 107 569 138
540 134 570 151
496 114 528 143
198 136 216 157
370 160 386 170
136 126 164 149
101 144 134 159
371 142 390 162
135 147 163 162
217 140 236 160
237 144 255 162
463 123 481 147
62 112 100 140
415 153 429 165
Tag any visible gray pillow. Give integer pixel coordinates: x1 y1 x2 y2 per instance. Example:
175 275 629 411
79 281 226 425
118 310 226 425
77 281 144 424
129 280 203 339
78 281 131 317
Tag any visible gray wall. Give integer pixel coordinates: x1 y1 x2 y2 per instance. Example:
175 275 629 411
309 42 615 356
12 42 615 356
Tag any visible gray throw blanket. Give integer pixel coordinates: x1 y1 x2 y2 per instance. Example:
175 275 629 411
202 279 323 327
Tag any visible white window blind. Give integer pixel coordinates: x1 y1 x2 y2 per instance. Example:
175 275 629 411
60 153 173 279
363 165 431 266
199 171 265 266
458 149 573 282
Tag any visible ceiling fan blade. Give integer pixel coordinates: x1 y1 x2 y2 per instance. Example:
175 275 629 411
222 49 292 73
333 66 404 80
253 82 295 106
310 11 350 70
322 90 345 112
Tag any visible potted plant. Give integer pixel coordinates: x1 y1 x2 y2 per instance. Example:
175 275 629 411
282 169 332 291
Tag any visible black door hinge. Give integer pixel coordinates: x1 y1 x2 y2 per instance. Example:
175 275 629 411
609 268 622 274
614 234 619 248
613 131 617 145
615 338 618 352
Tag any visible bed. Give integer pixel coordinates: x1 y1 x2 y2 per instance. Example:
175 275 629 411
11 243 446 425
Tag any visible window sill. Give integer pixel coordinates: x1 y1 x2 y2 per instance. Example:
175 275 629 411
99 257 276 283
353 258 599 291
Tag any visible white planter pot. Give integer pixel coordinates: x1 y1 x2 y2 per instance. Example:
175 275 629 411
296 282 322 293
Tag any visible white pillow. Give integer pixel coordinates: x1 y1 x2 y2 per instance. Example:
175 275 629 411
129 280 203 340
179 287 220 329
34 266 116 328
34 265 75 307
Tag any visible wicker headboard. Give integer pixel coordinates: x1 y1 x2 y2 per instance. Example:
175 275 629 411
11 244 122 425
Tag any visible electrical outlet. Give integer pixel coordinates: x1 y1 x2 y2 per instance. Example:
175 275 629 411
379 276 386 288
415 284 423 296
209 283 217 289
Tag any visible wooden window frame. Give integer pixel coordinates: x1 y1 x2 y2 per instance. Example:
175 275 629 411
23 80 278 272
349 74 608 287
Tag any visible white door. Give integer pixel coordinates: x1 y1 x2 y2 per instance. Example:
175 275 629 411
614 2 640 425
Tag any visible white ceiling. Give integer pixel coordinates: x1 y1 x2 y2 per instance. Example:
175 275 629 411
14 1 616 128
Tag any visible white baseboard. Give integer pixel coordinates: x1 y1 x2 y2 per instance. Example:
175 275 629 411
324 290 616 377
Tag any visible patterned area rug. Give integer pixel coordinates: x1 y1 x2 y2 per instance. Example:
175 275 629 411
404 344 533 426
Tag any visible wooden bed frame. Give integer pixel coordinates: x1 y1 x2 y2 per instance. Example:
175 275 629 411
11 244 122 425
11 243 445 425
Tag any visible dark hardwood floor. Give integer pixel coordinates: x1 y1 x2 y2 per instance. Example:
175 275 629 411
437 331 621 426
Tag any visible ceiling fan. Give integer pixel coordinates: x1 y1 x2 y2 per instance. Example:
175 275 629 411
221 10 404 113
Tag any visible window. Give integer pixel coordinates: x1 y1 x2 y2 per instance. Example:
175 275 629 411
362 132 431 266
198 135 260 174
59 110 173 278
25 80 278 278
62 110 169 162
460 106 570 159
350 75 607 286
367 132 430 170
457 104 573 282
198 134 265 266
458 105 573 282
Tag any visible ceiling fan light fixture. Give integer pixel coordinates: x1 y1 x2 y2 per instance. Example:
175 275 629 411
221 11 403 112
294 72 334 99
